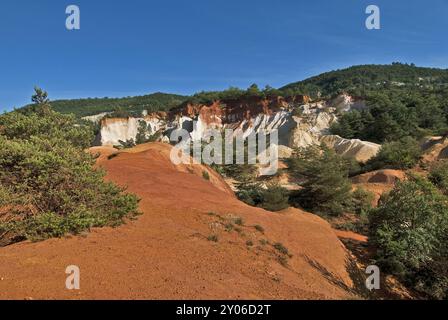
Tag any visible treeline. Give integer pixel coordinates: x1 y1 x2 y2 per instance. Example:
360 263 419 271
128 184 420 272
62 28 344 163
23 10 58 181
185 84 284 105
281 63 448 98
330 88 448 143
33 92 187 118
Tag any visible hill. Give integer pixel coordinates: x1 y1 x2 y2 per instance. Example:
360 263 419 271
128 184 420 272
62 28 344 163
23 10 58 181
18 64 448 119
281 63 448 98
0 143 360 299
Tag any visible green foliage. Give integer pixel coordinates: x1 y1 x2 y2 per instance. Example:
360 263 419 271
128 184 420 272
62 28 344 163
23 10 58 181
429 160 448 195
233 217 244 226
0 105 93 149
0 88 139 246
351 187 374 215
236 182 289 212
365 137 421 171
202 171 210 181
330 94 421 143
369 175 448 299
221 164 258 181
288 64 448 142
236 182 264 207
259 184 290 212
31 86 50 106
282 63 448 98
330 110 366 140
135 120 149 144
288 145 353 216
207 235 219 242
186 84 281 105
25 92 187 118
273 242 290 256
117 139 136 149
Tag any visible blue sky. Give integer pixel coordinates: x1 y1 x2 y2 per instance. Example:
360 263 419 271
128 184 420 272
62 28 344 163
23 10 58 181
0 0 447 111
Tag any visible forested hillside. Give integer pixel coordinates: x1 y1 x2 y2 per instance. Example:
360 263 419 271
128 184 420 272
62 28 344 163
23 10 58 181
24 92 187 118
281 63 448 98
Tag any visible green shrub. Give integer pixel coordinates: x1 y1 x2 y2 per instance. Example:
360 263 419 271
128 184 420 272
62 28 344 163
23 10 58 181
351 187 375 215
234 217 244 226
0 88 140 246
236 182 289 212
429 160 448 194
369 175 448 299
117 139 136 149
202 171 210 181
260 185 289 212
288 145 353 216
273 242 290 256
207 235 219 242
259 184 290 212
236 182 264 207
365 137 421 170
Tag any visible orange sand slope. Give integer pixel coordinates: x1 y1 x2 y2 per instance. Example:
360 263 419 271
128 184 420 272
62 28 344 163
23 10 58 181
0 143 358 300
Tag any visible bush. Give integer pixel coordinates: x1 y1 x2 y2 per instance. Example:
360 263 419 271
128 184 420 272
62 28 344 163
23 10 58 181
429 160 448 194
273 242 290 256
365 137 421 170
118 139 136 149
288 145 353 216
207 235 219 242
236 182 264 207
202 171 210 181
236 182 289 212
0 88 140 246
369 175 448 299
351 187 375 215
259 184 290 212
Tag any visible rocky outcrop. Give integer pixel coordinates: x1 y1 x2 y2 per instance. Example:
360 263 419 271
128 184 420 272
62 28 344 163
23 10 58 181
327 93 367 112
82 112 111 123
351 169 406 184
421 136 448 163
97 115 165 146
92 94 380 162
95 95 323 147
320 135 381 163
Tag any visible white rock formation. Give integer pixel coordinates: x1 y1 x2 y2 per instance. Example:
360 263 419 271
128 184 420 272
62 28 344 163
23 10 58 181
320 135 381 163
327 93 366 112
94 95 379 162
98 116 164 146
82 112 111 123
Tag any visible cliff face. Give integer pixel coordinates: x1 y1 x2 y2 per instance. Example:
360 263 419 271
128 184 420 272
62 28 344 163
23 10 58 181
97 114 165 146
320 135 381 163
93 94 379 162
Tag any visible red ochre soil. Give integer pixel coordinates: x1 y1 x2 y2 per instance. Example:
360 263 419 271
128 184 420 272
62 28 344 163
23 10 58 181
0 143 359 300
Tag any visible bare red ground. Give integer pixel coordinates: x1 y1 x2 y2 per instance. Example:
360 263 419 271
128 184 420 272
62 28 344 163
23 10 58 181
0 143 358 300
334 230 368 243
